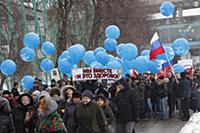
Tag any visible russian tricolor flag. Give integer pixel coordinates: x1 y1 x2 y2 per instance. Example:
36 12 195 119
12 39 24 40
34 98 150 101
162 60 173 69
150 32 165 60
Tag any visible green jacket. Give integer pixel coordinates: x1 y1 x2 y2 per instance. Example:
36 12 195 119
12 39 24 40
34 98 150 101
72 101 108 133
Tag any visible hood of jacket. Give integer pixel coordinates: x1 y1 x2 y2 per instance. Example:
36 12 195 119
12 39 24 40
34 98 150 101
39 92 58 117
18 93 34 108
158 78 169 85
61 85 76 100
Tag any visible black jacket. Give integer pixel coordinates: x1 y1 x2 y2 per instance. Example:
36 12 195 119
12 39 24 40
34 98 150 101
190 87 200 110
114 88 140 123
168 77 176 96
102 106 115 125
179 78 191 98
64 101 78 132
0 96 15 133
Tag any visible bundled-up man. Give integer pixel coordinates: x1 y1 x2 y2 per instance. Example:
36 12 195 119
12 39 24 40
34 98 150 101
179 71 191 121
114 78 140 133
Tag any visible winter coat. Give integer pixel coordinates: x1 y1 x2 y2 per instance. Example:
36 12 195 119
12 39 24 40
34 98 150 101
24 107 39 133
136 82 145 100
13 94 34 133
157 78 169 98
0 96 15 133
179 77 191 98
168 77 176 96
59 85 76 116
150 80 158 100
63 101 78 132
72 101 108 133
101 106 115 125
114 87 140 123
144 80 152 99
35 111 67 133
190 88 200 111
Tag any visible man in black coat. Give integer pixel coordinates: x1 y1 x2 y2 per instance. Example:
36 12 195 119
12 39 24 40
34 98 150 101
167 72 176 118
114 78 140 133
179 71 191 121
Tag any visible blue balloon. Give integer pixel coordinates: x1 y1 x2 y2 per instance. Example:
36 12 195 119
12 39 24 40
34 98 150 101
42 41 55 56
141 50 150 56
90 61 104 68
105 25 120 39
119 43 138 60
107 54 117 62
20 47 35 62
121 59 133 70
143 55 150 60
148 60 162 74
104 38 117 51
58 50 69 61
173 64 184 73
95 51 110 65
0 59 16 76
40 59 54 72
68 44 85 64
105 61 122 70
157 46 175 61
73 64 78 69
58 58 73 75
160 1 175 17
133 56 149 73
116 43 126 57
23 32 40 49
172 38 190 56
83 51 96 65
94 47 106 56
21 75 35 90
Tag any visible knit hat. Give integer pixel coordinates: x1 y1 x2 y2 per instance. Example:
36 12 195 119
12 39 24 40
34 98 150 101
82 90 93 100
32 90 41 98
72 91 81 99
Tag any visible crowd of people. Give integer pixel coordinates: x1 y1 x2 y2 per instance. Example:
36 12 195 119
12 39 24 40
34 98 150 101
0 69 200 133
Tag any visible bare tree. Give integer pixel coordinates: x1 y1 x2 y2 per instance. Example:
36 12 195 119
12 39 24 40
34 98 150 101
0 1 33 91
88 0 153 49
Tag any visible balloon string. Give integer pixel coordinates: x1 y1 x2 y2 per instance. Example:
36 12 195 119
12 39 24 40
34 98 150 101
167 18 171 44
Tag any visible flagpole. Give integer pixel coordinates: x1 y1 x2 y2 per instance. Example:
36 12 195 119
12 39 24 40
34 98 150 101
150 32 178 82
164 53 178 83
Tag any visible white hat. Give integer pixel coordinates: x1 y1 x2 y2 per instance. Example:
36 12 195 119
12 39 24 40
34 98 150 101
32 90 41 98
